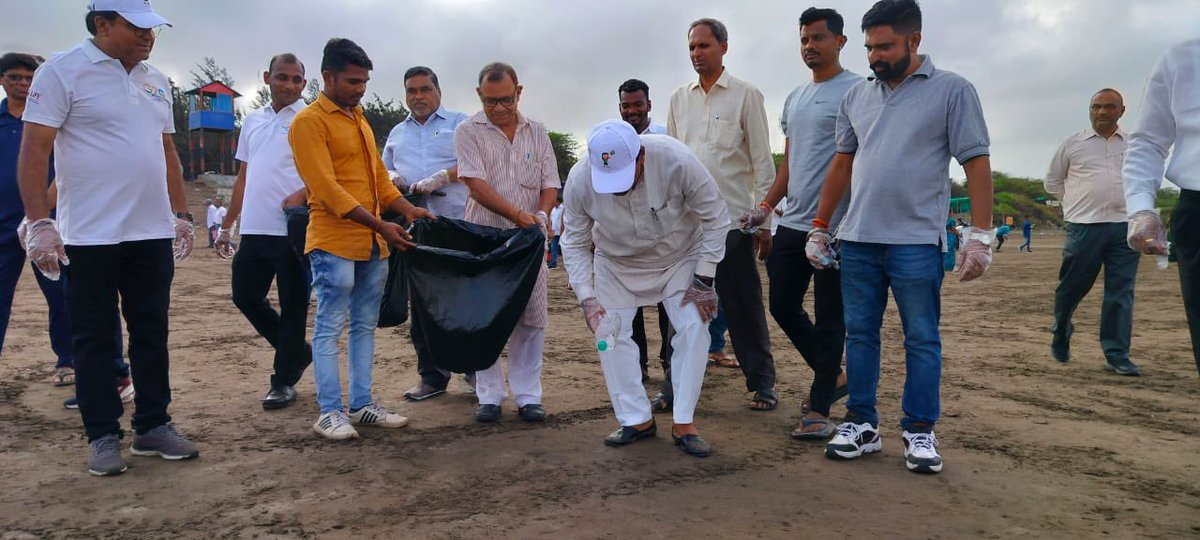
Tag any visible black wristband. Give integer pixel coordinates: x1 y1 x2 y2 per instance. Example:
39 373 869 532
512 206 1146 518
175 212 193 222
694 275 714 287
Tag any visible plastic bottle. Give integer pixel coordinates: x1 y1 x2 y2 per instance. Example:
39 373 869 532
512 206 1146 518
595 313 621 352
821 243 841 270
1157 241 1171 270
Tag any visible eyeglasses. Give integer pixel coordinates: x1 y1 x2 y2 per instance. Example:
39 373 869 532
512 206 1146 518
480 93 517 109
120 18 163 38
2 73 33 83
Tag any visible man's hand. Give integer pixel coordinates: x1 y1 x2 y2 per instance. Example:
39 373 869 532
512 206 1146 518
957 226 994 282
681 276 718 322
581 297 606 333
738 206 771 231
281 190 307 211
215 227 235 259
753 228 772 261
805 228 835 269
377 221 417 252
24 218 69 281
1127 210 1168 255
402 206 436 225
513 210 538 229
411 169 450 195
535 210 551 240
173 217 195 262
388 170 409 193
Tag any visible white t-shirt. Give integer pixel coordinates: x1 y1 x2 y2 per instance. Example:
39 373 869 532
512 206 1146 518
550 205 564 237
24 40 175 246
235 100 307 236
215 206 227 227
206 204 218 228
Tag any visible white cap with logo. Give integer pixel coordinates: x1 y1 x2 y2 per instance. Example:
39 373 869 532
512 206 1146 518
86 0 172 29
587 119 642 194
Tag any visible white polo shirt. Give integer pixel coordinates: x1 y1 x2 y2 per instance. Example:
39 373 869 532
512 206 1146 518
235 100 306 236
23 39 175 246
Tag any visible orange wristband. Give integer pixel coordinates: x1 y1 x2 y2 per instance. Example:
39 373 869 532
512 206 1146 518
812 218 830 229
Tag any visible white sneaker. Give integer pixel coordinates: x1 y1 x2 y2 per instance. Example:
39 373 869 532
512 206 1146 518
313 411 359 440
902 430 943 473
349 402 409 429
825 421 882 460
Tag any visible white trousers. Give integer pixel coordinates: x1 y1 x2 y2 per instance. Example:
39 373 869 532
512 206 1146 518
599 291 710 426
476 323 545 407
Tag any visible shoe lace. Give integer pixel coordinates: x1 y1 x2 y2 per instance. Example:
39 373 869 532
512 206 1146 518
836 422 864 440
907 432 937 452
94 436 121 453
329 411 350 428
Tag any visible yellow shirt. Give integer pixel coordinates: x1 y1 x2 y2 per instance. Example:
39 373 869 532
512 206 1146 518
289 93 402 260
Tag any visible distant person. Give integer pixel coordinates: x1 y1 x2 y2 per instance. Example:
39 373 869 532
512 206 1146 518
667 17 779 411
994 223 1011 251
548 199 563 268
618 78 668 135
1045 88 1140 375
944 218 960 271
1019 215 1033 252
812 0 995 474
289 38 432 440
19 1 198 476
204 198 216 247
1123 38 1200 376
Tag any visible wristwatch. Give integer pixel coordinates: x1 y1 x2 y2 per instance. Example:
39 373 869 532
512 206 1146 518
175 211 194 222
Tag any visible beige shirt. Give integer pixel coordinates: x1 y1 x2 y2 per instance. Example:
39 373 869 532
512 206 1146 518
561 135 730 309
667 69 775 229
455 111 560 328
1045 127 1128 224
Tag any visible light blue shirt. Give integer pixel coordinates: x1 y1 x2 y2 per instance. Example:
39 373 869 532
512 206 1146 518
381 106 469 218
642 120 668 135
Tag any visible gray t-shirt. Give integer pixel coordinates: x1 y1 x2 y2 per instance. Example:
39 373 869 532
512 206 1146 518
779 69 863 232
835 56 990 247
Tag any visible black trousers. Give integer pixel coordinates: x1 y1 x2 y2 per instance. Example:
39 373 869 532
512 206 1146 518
66 239 174 441
1176 190 1200 375
232 235 313 388
765 226 845 416
632 303 673 377
715 230 776 392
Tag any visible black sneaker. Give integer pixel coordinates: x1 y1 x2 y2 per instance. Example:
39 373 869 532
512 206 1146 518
130 424 199 460
1104 358 1141 376
64 397 79 409
825 421 882 460
87 434 127 476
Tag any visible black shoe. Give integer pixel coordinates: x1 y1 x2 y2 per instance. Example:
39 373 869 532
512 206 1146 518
1104 358 1141 376
605 421 657 447
518 404 546 422
262 385 297 410
1050 335 1070 363
475 404 502 423
672 433 711 457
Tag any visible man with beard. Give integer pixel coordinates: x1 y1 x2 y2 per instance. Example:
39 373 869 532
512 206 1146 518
740 7 861 440
811 0 995 474
215 53 314 409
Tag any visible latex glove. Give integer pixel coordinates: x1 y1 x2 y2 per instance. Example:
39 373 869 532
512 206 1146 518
681 276 718 322
387 170 407 192
411 169 450 195
957 226 994 282
535 210 550 242
16 217 28 250
1127 210 1168 255
738 206 771 231
173 217 195 262
581 297 606 333
215 227 235 259
805 228 836 269
25 218 69 281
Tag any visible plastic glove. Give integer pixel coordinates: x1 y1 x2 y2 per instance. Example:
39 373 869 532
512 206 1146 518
805 228 836 269
681 276 718 322
173 217 195 262
738 206 771 231
25 218 69 281
387 170 407 191
581 297 606 333
16 217 28 250
1127 210 1168 255
411 169 450 195
957 226 994 282
535 210 550 243
215 227 235 259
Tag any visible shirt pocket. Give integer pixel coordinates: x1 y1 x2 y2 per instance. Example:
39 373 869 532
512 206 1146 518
712 118 743 151
517 152 547 189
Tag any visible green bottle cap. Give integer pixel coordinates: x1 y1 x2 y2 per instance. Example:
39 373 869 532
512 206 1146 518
597 341 608 352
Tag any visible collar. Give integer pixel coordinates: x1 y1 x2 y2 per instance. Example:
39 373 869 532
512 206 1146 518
405 105 451 125
869 54 934 83
315 92 362 116
1085 127 1127 140
0 99 11 121
471 110 528 129
81 39 148 72
688 67 731 91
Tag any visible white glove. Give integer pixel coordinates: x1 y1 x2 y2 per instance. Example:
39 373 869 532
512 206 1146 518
805 228 836 269
738 205 772 232
387 170 408 192
215 227 235 259
1127 210 1168 255
681 276 718 322
581 297 605 333
24 218 69 281
957 226 994 282
411 169 450 195
173 217 195 262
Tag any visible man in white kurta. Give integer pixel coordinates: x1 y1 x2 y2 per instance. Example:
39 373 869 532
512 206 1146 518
561 120 729 457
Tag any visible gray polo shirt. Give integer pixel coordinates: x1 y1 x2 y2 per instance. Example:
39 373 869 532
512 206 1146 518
779 69 863 232
835 55 990 248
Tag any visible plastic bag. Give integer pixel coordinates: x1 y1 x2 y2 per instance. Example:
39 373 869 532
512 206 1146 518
405 217 545 373
376 214 410 328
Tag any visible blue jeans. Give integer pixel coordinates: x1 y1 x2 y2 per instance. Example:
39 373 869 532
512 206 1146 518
309 249 388 414
707 303 727 354
548 236 561 268
840 241 943 433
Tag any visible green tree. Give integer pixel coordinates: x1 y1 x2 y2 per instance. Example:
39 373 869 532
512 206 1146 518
189 56 235 89
361 94 409 149
548 131 579 184
247 85 271 111
303 78 320 104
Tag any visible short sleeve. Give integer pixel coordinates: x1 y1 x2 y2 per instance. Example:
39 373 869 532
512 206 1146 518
162 77 176 135
947 81 991 164
454 122 486 180
22 63 70 129
779 89 793 135
539 131 560 190
834 91 858 154
234 113 253 162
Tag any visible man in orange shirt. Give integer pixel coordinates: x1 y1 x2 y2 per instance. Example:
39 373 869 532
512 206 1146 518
289 38 432 441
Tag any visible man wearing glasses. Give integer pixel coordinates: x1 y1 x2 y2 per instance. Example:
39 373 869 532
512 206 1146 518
18 0 197 476
455 62 560 423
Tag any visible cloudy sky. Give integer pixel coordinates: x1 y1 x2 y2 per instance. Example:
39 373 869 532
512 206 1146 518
4 0 1197 181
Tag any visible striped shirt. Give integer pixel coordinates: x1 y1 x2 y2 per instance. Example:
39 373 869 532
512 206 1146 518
455 111 560 328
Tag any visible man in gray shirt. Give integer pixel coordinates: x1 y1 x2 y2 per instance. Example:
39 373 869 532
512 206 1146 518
808 0 995 475
741 7 861 441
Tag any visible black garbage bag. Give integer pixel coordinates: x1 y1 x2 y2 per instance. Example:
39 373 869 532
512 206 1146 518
376 235 410 328
406 217 545 373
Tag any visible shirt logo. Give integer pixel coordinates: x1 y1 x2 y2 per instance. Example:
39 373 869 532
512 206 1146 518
28 91 41 104
601 151 615 168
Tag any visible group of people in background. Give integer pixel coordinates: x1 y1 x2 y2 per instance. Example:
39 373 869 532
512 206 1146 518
0 0 1195 480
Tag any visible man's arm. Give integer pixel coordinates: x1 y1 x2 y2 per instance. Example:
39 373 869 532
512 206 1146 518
1123 52 1175 215
744 88 776 214
17 123 57 221
461 176 538 228
560 165 596 302
1044 139 1069 199
163 135 187 215
684 156 732 277
813 152 854 224
763 140 789 208
222 161 247 229
963 155 994 229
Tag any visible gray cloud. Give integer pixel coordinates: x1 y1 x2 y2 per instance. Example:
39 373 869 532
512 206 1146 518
4 0 1196 181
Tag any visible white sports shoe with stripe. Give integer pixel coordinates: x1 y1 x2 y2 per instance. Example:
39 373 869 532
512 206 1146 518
313 410 359 440
349 402 409 429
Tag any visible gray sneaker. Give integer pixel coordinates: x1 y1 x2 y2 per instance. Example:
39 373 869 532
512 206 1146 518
88 434 128 476
130 424 199 460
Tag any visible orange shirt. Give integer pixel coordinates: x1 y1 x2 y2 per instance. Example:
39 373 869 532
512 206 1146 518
289 92 402 260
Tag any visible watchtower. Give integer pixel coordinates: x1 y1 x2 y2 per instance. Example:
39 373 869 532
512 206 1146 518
185 81 240 178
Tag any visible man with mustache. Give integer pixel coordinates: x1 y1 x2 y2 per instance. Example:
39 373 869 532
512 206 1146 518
811 0 995 474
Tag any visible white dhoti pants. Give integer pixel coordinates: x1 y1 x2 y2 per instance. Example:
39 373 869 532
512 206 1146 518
599 291 710 426
475 323 545 407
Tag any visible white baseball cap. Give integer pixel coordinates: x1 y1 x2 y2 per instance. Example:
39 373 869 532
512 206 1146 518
587 119 642 194
87 0 172 29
